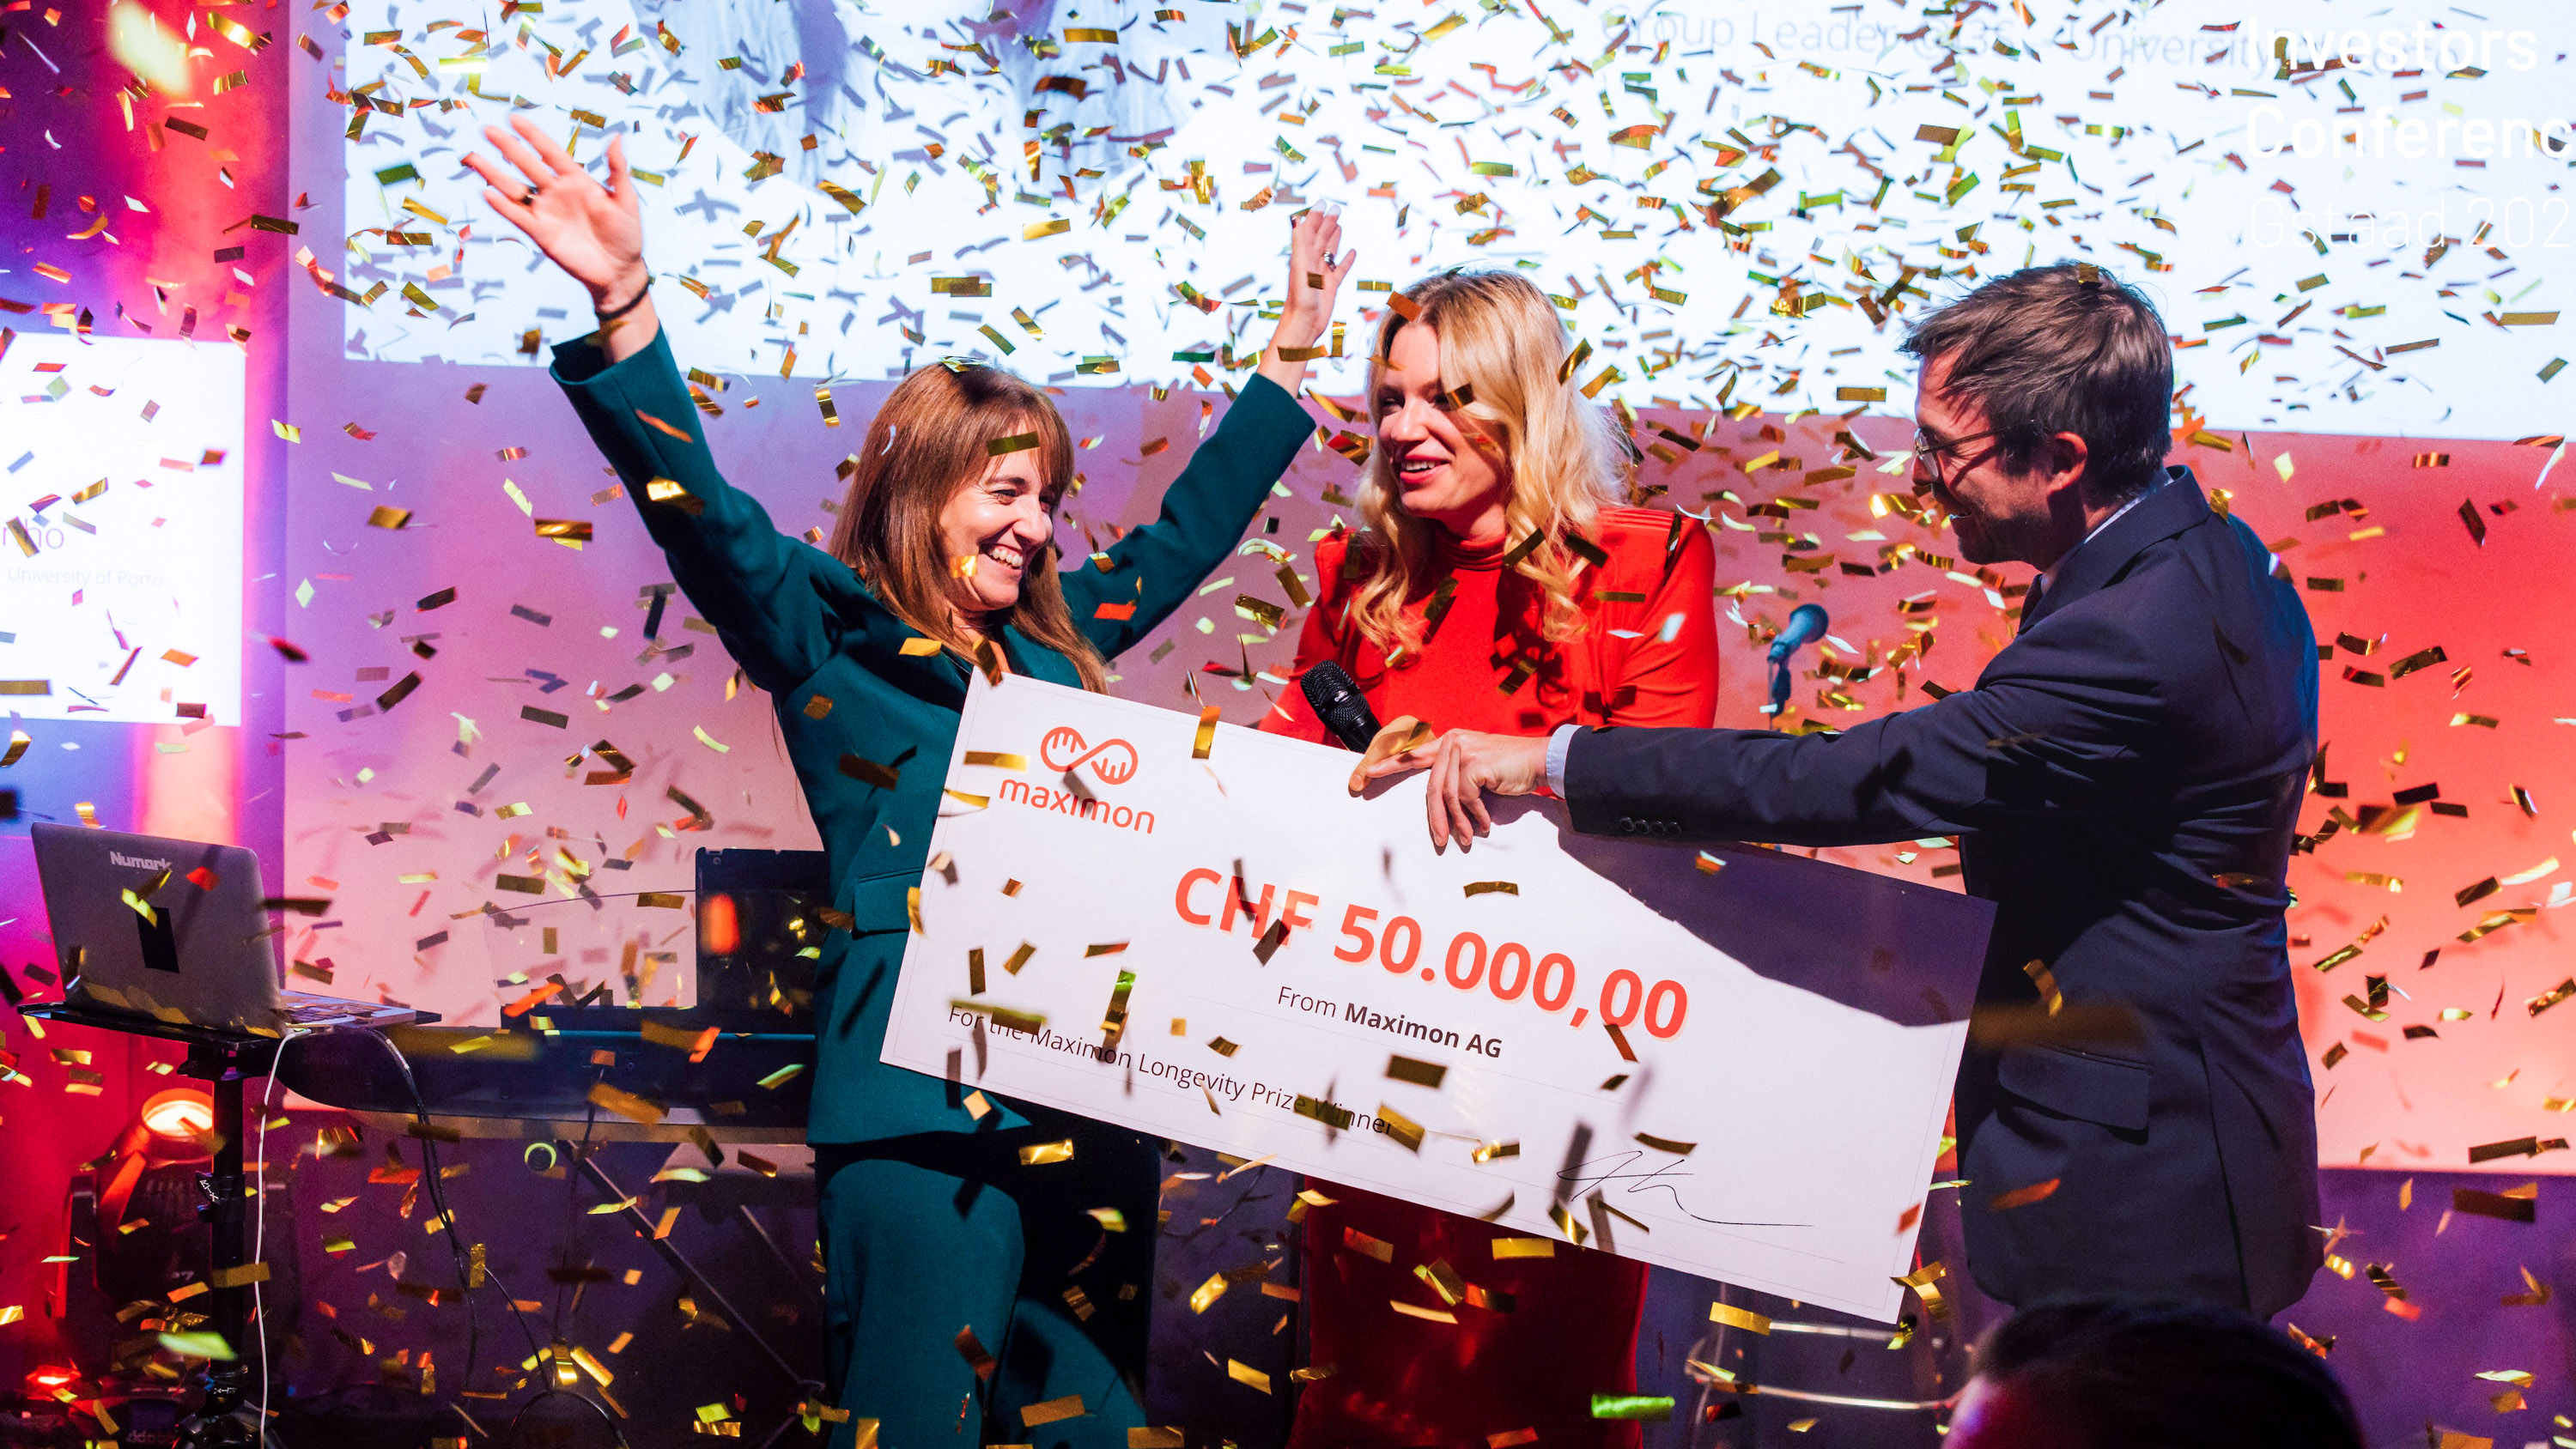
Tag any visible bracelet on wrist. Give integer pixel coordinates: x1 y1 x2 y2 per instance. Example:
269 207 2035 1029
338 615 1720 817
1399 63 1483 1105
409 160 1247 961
595 277 652 321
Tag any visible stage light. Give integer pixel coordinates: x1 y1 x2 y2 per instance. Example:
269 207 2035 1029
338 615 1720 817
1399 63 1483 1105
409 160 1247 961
106 2 191 96
702 891 741 957
23 1364 80 1393
137 1088 215 1147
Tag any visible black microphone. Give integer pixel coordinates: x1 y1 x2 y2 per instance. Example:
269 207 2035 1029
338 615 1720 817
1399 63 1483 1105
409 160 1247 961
1301 662 1382 752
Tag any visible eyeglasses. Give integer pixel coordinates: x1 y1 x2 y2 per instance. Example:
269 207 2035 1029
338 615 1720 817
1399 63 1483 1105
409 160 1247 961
1911 424 2003 492
1911 425 2002 464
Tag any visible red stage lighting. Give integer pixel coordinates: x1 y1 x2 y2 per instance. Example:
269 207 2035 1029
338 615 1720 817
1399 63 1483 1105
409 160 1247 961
702 890 741 956
138 1088 216 1147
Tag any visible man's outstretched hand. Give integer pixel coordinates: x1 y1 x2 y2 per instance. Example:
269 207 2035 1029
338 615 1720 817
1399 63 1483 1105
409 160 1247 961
1357 729 1551 852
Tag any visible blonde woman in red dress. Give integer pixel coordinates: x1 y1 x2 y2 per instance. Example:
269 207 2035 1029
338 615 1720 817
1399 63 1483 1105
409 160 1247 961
1261 270 1721 1448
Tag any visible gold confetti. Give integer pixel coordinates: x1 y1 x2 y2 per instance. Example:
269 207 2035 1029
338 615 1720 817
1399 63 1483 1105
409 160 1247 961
2451 1185 2538 1222
2020 959 2063 1016
1020 1395 1085 1427
1604 1021 1637 1062
586 1082 665 1126
1377 1104 1425 1152
2503 1265 2552 1307
1192 705 1219 759
1893 1262 1951 1319
1710 1301 1771 1334
839 755 900 790
1386 1056 1446 1088
1019 1138 1075 1166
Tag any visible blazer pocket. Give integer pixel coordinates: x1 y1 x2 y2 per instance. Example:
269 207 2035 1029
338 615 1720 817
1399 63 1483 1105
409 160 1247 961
1997 1041 2150 1131
844 871 921 937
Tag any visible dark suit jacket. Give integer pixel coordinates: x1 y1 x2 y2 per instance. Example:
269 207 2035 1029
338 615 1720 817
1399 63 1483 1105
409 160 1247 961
1564 469 2324 1318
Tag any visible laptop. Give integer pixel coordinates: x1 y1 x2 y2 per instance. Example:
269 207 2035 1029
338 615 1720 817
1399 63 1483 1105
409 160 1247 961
31 823 419 1035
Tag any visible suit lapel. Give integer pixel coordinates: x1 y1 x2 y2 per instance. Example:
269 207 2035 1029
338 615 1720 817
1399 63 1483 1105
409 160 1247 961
2014 580 2045 639
2019 465 2211 632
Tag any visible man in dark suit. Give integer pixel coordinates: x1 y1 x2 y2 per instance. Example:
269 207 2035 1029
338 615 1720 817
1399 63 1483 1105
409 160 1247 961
1383 263 2324 1319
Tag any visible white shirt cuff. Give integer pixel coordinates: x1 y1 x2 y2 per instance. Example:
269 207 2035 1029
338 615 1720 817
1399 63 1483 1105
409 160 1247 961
1545 723 1577 799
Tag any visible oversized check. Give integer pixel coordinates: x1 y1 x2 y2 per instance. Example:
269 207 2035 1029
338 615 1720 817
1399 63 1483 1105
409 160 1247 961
887 674 1995 1321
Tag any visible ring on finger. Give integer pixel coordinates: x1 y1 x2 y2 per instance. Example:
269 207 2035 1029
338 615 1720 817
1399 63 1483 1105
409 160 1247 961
519 186 539 206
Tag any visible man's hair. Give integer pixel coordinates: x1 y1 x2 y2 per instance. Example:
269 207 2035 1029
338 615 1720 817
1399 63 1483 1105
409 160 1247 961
1975 1298 2364 1449
1900 263 2174 505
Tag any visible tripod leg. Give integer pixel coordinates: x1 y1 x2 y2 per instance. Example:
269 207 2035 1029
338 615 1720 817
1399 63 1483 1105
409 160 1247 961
735 1202 824 1311
177 1070 258 1447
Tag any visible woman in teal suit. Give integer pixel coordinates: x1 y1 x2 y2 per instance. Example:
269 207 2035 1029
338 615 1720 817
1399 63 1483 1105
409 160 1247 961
466 116 1356 1446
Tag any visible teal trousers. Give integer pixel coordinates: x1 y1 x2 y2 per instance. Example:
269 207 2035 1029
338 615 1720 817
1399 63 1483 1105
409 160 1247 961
816 1115 1161 1448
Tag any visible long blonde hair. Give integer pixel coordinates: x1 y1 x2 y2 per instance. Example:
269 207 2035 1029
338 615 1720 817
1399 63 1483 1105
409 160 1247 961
1346 270 1626 660
823 361 1109 692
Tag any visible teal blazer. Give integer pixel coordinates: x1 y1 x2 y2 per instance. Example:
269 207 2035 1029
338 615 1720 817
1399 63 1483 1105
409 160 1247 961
553 330 1315 1142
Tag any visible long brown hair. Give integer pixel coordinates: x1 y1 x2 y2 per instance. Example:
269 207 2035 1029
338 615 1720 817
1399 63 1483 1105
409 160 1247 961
1348 270 1626 661
823 360 1109 692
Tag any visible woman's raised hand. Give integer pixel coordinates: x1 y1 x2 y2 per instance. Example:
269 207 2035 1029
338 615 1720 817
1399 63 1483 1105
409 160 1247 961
463 114 648 316
1279 206 1357 343
1258 207 1358 394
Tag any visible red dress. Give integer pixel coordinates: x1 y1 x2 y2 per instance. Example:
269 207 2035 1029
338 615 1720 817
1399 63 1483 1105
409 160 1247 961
1261 506 1722 1449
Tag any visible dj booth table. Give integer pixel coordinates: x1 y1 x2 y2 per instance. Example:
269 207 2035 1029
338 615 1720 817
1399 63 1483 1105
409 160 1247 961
21 1004 447 1448
276 1017 830 1436
26 1003 828 1446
